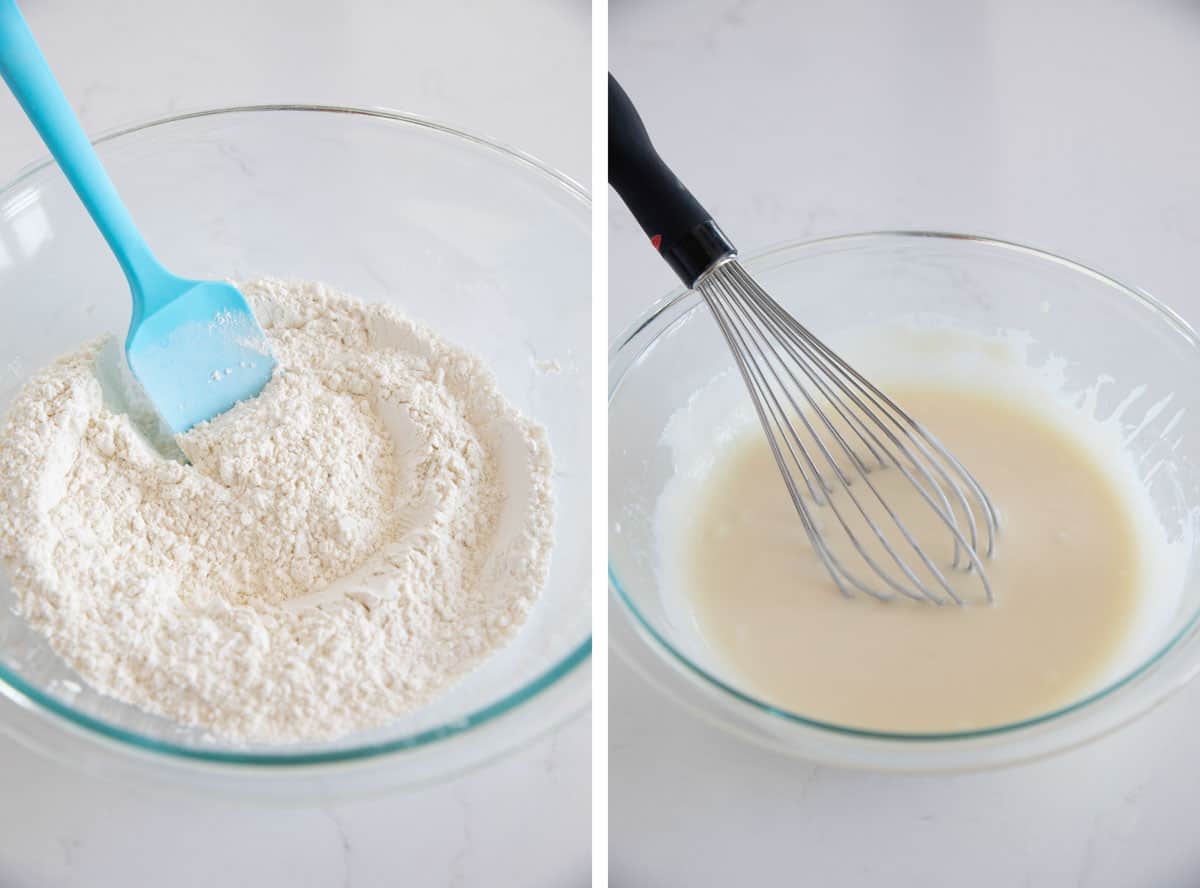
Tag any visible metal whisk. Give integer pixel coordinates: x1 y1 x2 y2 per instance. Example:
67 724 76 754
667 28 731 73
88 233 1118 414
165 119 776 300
609 75 997 605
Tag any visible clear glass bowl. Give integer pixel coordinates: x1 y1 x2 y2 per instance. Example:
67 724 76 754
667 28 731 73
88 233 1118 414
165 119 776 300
610 232 1200 771
0 105 590 795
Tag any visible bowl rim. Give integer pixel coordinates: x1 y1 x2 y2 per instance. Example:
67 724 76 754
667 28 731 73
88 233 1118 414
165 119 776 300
0 103 592 768
608 229 1200 746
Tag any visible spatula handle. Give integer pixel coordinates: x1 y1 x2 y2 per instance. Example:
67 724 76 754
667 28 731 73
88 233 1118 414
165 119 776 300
608 73 735 287
0 0 167 302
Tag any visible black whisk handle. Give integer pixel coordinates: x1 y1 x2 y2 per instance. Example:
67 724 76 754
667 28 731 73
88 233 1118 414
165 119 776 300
608 73 735 287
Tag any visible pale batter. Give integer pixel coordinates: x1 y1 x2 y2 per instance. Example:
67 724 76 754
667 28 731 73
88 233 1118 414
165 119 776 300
669 354 1172 733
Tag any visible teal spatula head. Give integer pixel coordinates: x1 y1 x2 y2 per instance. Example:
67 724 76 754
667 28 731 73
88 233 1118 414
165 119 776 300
125 275 275 433
0 0 275 433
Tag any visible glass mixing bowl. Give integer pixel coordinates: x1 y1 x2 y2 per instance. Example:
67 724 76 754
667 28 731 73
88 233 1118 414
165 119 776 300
610 232 1200 771
0 105 590 795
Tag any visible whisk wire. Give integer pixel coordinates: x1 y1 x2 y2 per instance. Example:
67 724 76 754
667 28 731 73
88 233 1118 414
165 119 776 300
707 274 961 604
742 278 982 580
696 259 997 606
768 286 998 559
704 286 878 601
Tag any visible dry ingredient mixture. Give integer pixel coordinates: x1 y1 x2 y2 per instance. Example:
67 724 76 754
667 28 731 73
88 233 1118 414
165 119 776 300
0 279 554 743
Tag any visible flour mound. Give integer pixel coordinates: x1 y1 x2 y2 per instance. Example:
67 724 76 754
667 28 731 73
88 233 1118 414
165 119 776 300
0 279 554 743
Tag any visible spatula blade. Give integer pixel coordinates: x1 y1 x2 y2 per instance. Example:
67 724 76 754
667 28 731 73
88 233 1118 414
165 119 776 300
125 281 276 434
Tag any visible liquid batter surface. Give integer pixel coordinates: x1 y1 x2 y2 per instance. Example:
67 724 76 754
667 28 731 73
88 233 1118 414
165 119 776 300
681 385 1146 733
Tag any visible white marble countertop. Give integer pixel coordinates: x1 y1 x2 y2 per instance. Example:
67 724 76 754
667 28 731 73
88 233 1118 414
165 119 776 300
0 2 589 886
610 1 1200 885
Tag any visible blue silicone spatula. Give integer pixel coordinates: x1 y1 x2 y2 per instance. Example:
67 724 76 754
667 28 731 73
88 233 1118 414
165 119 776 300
0 0 275 433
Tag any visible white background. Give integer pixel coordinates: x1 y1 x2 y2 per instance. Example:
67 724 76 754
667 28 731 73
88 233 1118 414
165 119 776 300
0 2 590 887
610 1 1200 886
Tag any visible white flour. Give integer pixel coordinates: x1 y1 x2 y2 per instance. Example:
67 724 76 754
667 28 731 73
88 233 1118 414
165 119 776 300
0 279 555 743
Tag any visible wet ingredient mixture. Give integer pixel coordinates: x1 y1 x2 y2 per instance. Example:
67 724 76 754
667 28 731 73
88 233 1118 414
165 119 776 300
680 385 1151 731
